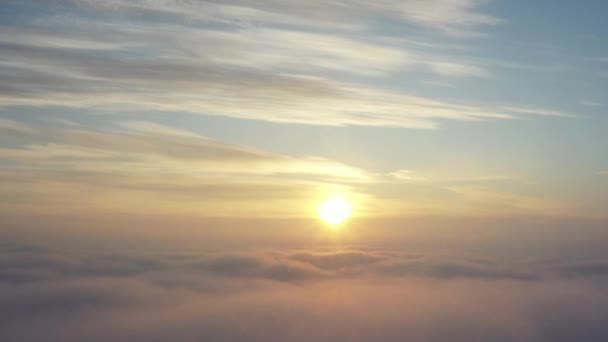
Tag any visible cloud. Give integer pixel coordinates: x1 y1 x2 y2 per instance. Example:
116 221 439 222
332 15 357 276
71 0 500 35
377 259 534 280
119 121 202 138
0 119 370 177
0 118 382 216
1 118 570 217
0 116 578 218
0 37 501 128
580 100 603 107
428 61 491 77
288 251 383 270
388 169 427 181
0 1 570 129
0 118 38 134
555 261 608 277
500 106 573 117
3 244 608 341
5 245 608 285
0 1 578 218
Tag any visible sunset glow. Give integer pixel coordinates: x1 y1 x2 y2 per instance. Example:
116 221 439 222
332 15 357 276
2 1 608 341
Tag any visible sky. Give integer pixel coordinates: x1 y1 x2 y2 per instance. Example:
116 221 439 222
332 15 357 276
1 1 608 341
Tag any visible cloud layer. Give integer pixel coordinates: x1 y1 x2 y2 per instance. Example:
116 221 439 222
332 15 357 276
0 117 570 217
0 0 571 129
3 242 608 341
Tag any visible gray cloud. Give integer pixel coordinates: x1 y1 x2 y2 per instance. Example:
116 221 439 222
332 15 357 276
377 259 535 280
4 244 608 286
554 261 608 278
288 251 383 270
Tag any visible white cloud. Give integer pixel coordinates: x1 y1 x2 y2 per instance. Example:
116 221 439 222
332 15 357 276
0 118 38 134
388 170 427 182
0 42 511 128
380 0 501 36
119 121 202 138
0 119 381 216
0 122 371 181
428 61 490 78
0 1 571 129
72 0 500 35
501 107 573 117
580 100 603 107
202 28 412 76
0 119 571 217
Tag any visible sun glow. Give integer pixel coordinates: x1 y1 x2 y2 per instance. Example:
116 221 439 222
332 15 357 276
317 198 351 225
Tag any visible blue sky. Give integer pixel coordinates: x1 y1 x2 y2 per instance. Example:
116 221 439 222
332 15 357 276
0 0 607 218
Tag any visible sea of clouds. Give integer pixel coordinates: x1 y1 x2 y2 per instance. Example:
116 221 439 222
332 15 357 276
3 239 608 341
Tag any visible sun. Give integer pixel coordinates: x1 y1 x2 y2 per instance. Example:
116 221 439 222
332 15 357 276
317 198 351 225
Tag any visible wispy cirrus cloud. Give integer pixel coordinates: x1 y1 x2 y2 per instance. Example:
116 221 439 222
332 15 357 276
427 61 491 77
500 106 573 117
0 0 570 129
580 100 603 107
0 119 375 216
0 119 568 217
71 0 501 35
